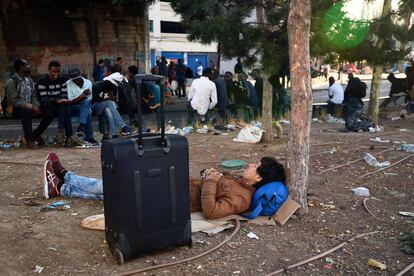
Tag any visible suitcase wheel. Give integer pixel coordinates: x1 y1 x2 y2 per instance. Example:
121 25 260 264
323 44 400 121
113 247 124 265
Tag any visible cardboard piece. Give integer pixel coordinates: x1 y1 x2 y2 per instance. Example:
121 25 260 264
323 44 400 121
272 196 300 225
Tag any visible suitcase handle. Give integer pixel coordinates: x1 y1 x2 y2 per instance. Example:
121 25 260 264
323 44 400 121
134 74 166 150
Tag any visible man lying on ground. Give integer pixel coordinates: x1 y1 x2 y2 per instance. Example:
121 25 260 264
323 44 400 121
43 153 287 219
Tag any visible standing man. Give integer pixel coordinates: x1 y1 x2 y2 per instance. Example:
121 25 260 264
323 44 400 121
116 57 124 73
158 56 168 78
197 62 203 78
63 68 98 145
187 67 217 125
175 59 187 98
212 74 228 125
92 59 105 82
5 59 44 149
326 76 344 116
36 61 75 147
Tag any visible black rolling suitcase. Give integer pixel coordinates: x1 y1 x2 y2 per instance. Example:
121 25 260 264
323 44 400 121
101 74 192 264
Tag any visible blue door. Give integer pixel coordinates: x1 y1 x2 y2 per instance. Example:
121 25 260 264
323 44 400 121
161 52 184 63
188 54 208 78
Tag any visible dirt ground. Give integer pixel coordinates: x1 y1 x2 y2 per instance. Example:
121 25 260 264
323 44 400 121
0 114 413 276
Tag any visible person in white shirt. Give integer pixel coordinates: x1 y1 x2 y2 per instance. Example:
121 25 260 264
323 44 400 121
58 68 99 144
327 76 344 116
188 67 217 125
197 62 203 78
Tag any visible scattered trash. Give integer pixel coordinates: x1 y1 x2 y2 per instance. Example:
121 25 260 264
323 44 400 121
233 271 241 274
312 118 323 123
384 172 398 176
369 126 384 132
221 159 246 169
399 211 414 217
364 153 390 168
320 203 336 209
247 232 259 239
33 265 44 273
323 264 333 270
182 126 194 135
47 247 57 251
226 124 236 130
0 141 21 149
279 119 290 124
391 117 401 121
393 140 401 144
367 258 386 270
233 126 264 144
325 257 333 264
400 129 407 132
165 124 187 136
351 187 370 197
400 144 414 153
80 214 105 231
369 137 390 143
41 200 70 211
71 212 78 216
327 115 345 124
196 125 209 134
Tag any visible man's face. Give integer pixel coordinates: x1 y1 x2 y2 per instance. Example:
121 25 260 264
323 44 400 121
20 61 31 75
104 67 111 77
73 78 83 87
224 73 233 83
49 66 61 80
243 163 262 185
117 59 123 65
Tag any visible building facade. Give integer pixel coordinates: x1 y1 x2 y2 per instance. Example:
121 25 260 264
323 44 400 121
0 0 149 80
148 0 218 76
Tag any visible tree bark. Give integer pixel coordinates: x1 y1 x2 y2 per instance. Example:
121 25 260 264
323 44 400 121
368 65 382 125
262 78 274 142
286 0 312 214
255 0 274 143
367 0 391 123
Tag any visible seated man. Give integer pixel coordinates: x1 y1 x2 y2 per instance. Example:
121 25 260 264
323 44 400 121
92 65 133 139
326 76 344 116
6 59 45 149
36 61 75 147
187 67 217 125
63 68 98 145
43 153 287 220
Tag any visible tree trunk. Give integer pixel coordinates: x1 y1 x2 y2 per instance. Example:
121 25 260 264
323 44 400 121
262 78 274 142
367 0 391 123
286 0 312 214
255 0 274 143
368 65 382 125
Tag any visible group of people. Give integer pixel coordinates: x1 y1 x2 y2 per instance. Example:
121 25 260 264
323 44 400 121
326 60 414 132
151 57 189 98
3 58 160 149
43 151 288 220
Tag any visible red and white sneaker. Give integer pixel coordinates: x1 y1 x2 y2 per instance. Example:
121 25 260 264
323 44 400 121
46 152 67 183
43 160 60 199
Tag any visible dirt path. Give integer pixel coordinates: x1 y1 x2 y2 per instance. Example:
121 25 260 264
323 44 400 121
0 117 413 275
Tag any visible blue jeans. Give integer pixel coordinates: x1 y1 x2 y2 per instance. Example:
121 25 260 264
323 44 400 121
60 171 103 200
93 101 126 136
71 98 93 139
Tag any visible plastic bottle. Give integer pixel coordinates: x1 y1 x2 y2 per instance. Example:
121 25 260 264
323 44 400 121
363 153 378 166
401 144 414 153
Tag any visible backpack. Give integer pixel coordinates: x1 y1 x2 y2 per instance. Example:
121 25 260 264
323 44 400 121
243 181 289 219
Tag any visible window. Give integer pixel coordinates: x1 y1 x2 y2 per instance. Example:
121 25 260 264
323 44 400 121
160 21 186 34
149 20 154 32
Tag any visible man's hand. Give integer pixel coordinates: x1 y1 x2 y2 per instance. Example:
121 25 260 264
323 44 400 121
56 99 70 105
31 105 41 115
204 168 223 182
82 89 91 96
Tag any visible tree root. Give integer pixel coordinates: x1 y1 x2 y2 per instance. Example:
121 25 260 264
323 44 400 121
265 231 380 275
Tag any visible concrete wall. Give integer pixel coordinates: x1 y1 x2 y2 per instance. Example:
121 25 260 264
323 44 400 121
0 0 149 81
